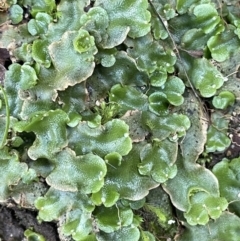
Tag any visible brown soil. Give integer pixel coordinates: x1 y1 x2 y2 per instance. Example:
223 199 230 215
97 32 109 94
0 204 59 241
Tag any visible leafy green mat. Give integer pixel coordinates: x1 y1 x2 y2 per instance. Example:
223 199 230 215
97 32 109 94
1 0 240 240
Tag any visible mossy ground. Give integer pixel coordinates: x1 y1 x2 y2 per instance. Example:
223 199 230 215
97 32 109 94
1 1 240 240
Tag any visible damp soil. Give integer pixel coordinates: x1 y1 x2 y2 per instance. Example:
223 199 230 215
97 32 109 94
0 204 59 241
